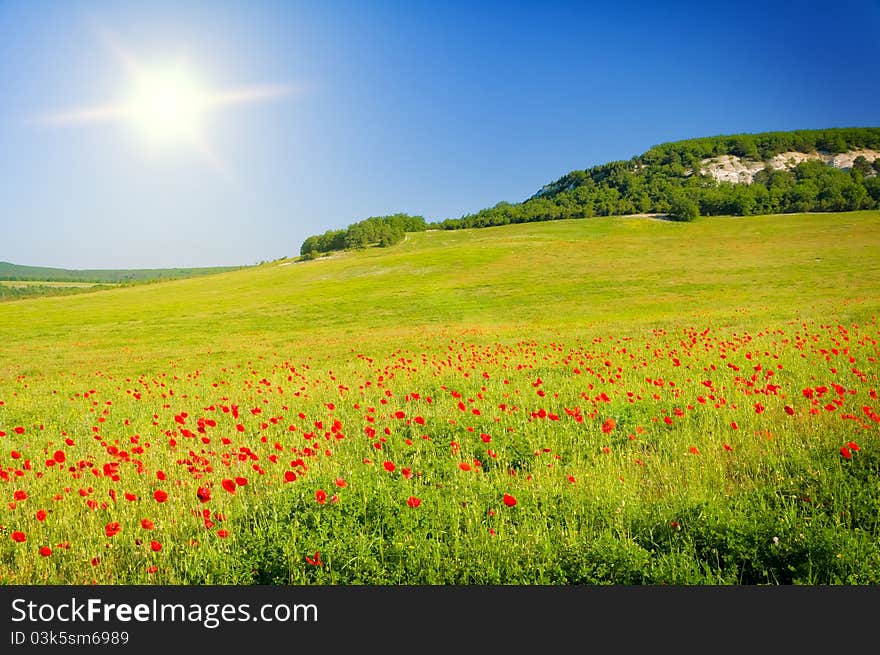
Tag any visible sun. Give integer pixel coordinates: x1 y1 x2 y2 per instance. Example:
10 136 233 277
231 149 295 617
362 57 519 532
127 64 207 147
32 24 296 177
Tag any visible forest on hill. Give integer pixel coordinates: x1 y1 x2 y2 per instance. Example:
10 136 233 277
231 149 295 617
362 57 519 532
300 127 880 257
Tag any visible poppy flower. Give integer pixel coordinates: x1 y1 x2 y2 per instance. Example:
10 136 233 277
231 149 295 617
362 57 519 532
35 509 47 522
840 446 852 460
221 479 236 494
11 531 26 543
39 546 52 557
153 490 168 503
141 518 155 530
503 493 517 507
688 446 700 455
601 418 616 434
315 489 327 504
847 441 860 452
305 551 322 566
105 522 121 538
150 541 162 552
216 529 229 538
13 490 27 501
196 487 211 503
407 496 422 508
284 471 297 482
383 461 396 473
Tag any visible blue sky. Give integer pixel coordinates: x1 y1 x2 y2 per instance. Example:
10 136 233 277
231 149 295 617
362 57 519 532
1 0 878 269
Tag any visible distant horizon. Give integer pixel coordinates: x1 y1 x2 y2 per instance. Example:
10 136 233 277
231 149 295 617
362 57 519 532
3 0 879 269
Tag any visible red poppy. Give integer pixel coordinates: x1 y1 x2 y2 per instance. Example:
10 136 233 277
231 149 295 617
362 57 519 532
723 443 734 452
39 546 52 557
284 471 297 482
13 490 27 501
153 490 168 503
141 518 155 530
407 496 422 508
847 441 861 452
315 489 327 504
150 541 162 552
335 478 347 488
11 531 26 543
13 426 24 435
730 421 739 430
601 418 616 434
235 476 247 487
216 529 229 538
196 487 211 503
105 522 121 538
53 450 66 463
35 509 47 522
458 462 472 472
383 461 396 473
688 446 700 455
503 493 517 507
221 479 236 494
305 551 322 566
840 446 853 460
784 405 795 415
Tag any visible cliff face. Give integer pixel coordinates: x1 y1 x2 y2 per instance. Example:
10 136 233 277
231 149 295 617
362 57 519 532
699 149 880 185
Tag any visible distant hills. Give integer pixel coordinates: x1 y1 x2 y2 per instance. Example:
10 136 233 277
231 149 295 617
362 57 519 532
300 127 880 257
0 261 245 283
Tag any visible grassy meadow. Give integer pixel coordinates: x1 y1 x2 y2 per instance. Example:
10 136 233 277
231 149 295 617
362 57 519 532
1 211 879 584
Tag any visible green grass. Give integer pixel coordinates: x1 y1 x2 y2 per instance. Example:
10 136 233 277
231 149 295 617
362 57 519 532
0 211 878 584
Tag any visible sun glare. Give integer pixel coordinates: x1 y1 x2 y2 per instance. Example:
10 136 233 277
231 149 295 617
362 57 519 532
128 65 206 147
32 24 296 176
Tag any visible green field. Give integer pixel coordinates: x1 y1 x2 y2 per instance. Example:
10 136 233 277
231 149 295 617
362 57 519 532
1 211 879 584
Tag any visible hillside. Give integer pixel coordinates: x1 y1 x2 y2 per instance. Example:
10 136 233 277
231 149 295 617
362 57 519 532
2 210 879 374
299 127 880 255
1 210 879 586
433 127 880 229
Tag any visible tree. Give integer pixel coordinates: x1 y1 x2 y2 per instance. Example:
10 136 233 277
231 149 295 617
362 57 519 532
668 194 699 222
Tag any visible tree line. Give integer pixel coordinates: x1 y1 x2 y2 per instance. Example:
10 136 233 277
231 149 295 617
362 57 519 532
299 213 427 259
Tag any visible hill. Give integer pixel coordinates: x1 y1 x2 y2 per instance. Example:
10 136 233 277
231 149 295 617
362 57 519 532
0 261 249 302
437 127 880 229
0 261 246 283
2 210 879 373
299 127 880 256
1 211 879 585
